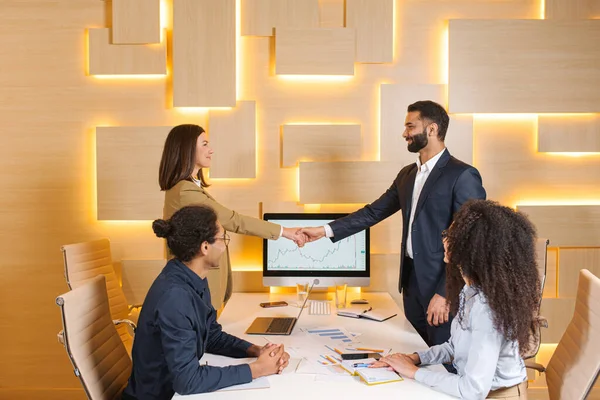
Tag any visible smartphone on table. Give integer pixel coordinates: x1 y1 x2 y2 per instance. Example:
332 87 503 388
259 301 288 308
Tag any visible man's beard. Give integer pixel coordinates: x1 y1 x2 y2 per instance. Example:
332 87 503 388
407 131 428 153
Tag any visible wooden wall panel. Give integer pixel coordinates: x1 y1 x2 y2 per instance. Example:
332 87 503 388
545 0 594 19
96 126 170 220
208 101 256 178
112 0 160 44
516 206 600 247
380 84 473 167
544 248 558 298
275 28 355 75
558 249 600 298
242 0 319 36
173 0 236 107
449 20 600 113
345 0 393 63
540 297 576 343
121 259 165 305
538 115 600 153
281 124 361 167
319 0 344 28
474 117 600 208
88 28 166 75
299 161 398 204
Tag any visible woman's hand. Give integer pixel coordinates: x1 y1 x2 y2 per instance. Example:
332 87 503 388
369 353 420 379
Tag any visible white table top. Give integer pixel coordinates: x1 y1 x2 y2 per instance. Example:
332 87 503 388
175 292 454 399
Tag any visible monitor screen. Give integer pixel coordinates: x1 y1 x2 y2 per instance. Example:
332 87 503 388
262 213 370 287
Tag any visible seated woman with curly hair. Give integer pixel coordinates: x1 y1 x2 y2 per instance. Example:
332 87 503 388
371 199 540 399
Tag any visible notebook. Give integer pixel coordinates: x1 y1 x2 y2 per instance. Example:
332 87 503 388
355 367 403 385
336 306 397 322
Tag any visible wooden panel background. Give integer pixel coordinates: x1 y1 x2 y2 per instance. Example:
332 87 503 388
275 27 355 75
538 114 600 153
241 0 319 36
281 124 362 167
88 28 166 75
345 0 394 63
1 0 599 398
208 101 257 178
449 20 600 113
172 0 236 107
112 0 161 44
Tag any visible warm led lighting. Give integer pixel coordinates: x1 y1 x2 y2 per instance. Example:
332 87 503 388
285 122 359 126
440 24 449 85
235 0 241 100
160 0 170 43
540 0 545 19
174 107 230 114
92 74 167 80
474 114 538 121
545 152 600 157
516 200 600 208
277 75 354 82
232 265 262 272
304 204 322 213
296 167 300 203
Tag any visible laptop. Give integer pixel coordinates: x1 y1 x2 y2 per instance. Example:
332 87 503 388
245 280 316 335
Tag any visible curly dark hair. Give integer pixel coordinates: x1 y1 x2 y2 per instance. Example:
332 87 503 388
152 205 219 262
445 199 541 356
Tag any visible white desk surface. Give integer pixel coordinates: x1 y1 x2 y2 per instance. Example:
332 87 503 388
175 292 455 399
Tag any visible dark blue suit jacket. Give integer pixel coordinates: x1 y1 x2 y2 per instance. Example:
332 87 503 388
329 150 486 300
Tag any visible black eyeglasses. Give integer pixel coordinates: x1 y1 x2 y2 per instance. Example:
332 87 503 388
441 230 449 240
214 233 231 246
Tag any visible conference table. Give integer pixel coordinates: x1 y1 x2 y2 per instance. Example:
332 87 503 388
175 291 455 399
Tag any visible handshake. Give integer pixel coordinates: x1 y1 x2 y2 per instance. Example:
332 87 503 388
281 226 327 247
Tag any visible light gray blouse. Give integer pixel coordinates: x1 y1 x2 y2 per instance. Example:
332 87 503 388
414 285 527 399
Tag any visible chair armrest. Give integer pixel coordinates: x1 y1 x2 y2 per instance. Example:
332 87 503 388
127 307 140 325
57 330 65 345
525 359 546 373
113 318 137 333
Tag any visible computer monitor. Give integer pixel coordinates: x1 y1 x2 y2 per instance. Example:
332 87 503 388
262 213 370 287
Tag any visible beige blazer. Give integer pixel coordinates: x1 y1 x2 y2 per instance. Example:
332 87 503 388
163 180 281 310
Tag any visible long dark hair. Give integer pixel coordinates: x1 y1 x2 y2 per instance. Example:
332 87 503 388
446 199 541 356
158 124 210 191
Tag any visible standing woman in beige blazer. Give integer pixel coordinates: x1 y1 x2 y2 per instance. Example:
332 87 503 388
159 124 304 311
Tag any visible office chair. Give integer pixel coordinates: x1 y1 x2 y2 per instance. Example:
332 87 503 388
526 269 600 400
61 238 137 354
56 275 132 400
523 238 550 360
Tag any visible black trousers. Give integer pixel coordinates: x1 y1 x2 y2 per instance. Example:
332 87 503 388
402 257 455 373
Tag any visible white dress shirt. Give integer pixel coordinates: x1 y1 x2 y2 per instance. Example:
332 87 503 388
406 148 446 258
323 148 447 241
414 285 527 399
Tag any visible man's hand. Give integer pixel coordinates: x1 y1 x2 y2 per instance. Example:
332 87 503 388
282 227 307 247
247 343 290 375
299 227 326 243
427 293 449 326
371 353 419 379
249 344 286 378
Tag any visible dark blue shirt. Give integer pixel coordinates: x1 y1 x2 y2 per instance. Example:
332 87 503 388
123 259 253 399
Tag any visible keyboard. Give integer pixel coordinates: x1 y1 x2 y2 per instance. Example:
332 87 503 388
266 317 296 333
309 301 332 315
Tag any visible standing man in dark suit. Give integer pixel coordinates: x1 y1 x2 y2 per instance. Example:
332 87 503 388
301 100 486 349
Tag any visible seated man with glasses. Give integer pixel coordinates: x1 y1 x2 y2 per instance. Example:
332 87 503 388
122 205 290 400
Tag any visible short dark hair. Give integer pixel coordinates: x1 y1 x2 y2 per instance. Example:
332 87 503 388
152 205 219 262
445 199 541 357
407 100 450 141
158 124 210 191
